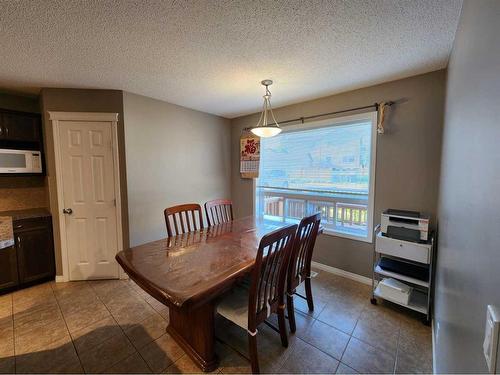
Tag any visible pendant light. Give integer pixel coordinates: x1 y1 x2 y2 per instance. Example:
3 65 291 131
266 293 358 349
251 79 281 137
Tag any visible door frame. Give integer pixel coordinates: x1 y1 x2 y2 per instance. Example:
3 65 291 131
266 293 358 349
49 111 124 282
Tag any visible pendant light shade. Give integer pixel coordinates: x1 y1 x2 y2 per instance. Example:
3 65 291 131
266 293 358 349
251 126 282 137
251 80 281 138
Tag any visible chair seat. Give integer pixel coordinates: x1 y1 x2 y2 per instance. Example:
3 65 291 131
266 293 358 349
217 286 250 329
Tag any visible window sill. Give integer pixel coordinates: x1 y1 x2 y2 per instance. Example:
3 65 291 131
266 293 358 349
321 228 373 243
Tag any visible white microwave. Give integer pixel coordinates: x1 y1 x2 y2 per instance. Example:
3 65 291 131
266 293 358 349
0 148 42 174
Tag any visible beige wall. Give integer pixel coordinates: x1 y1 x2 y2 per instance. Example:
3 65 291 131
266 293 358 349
123 92 231 246
0 92 47 211
231 70 446 277
435 1 500 372
40 88 129 276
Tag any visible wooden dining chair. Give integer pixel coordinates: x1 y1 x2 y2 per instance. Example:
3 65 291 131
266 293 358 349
204 199 233 226
217 224 297 373
164 203 204 238
286 213 321 333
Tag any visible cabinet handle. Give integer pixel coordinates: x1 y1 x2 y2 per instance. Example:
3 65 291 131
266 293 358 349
17 236 21 246
5 127 8 136
0 126 3 136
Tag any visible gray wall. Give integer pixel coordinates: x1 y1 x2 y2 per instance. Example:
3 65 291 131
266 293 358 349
231 70 446 277
40 88 128 275
434 1 500 373
123 92 232 247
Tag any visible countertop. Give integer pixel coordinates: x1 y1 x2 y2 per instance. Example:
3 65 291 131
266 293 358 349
0 207 51 221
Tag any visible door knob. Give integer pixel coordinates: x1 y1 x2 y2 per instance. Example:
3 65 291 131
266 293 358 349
62 208 73 215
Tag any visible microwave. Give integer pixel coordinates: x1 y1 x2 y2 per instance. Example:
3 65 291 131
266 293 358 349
0 148 42 174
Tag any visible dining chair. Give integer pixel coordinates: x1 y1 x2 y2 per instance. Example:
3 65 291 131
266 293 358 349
217 224 297 373
204 199 233 226
286 212 321 333
164 203 204 238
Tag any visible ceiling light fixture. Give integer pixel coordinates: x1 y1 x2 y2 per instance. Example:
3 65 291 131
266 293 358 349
251 79 281 138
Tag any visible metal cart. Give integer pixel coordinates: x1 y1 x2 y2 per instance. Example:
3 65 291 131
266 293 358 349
371 224 436 324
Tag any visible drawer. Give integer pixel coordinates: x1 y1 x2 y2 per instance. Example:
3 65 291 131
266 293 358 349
376 233 431 264
13 217 51 232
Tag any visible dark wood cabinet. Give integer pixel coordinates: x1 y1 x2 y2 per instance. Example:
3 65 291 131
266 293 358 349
0 112 40 142
0 245 19 291
0 215 55 294
14 217 55 284
0 108 45 176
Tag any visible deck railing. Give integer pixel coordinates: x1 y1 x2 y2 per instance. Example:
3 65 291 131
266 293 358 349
257 186 369 237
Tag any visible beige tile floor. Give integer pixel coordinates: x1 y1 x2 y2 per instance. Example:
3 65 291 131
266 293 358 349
0 270 432 374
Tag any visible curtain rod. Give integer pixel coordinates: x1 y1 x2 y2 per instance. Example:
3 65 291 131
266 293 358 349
244 101 394 130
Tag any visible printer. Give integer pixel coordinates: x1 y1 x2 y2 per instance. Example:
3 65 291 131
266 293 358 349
381 209 430 242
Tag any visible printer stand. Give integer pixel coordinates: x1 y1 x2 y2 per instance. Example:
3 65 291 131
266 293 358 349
371 225 436 325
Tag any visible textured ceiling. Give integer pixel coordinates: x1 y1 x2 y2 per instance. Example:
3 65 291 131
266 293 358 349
0 0 462 118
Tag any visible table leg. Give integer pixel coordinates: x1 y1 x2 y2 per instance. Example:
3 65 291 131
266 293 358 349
166 302 219 372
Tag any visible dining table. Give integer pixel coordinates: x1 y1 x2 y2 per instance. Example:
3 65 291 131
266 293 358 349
115 215 300 372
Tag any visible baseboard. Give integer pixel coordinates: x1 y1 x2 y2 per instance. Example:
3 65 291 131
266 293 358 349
55 275 67 283
311 261 372 285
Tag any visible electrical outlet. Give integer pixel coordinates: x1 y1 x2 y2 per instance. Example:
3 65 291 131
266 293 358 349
484 305 500 373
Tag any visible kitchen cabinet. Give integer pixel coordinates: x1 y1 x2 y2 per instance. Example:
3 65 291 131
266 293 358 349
0 213 55 295
14 217 55 284
0 111 41 142
0 245 19 291
0 109 45 176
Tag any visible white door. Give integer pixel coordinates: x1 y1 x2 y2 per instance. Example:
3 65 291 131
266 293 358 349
58 120 120 280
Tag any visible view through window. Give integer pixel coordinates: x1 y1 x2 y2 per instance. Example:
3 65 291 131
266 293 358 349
255 113 376 241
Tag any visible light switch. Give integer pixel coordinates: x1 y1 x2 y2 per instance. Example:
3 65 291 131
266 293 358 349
484 305 500 373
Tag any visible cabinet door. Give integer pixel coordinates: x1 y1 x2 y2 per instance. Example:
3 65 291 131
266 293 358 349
0 114 5 139
0 245 19 291
16 223 55 284
1 112 40 142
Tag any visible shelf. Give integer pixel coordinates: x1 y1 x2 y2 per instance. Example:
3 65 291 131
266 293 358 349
375 232 432 264
374 285 428 314
374 265 430 288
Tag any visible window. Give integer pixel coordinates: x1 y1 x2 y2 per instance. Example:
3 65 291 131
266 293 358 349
255 112 377 242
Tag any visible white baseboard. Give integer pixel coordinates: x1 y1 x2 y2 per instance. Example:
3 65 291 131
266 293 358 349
311 261 372 285
55 275 67 283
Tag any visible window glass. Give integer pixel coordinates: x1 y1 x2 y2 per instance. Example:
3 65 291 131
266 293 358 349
255 116 375 241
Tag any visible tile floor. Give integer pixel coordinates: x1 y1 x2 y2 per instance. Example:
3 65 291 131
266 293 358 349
0 270 432 374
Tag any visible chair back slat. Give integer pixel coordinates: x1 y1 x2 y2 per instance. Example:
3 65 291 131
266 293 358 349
248 224 297 330
164 203 204 238
187 211 193 232
205 199 234 226
288 213 321 292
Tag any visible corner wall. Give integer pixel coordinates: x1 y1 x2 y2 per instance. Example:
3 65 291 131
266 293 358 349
40 88 129 276
434 0 500 372
230 70 446 277
123 92 231 246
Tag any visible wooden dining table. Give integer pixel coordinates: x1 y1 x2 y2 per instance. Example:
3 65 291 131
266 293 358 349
115 215 297 372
